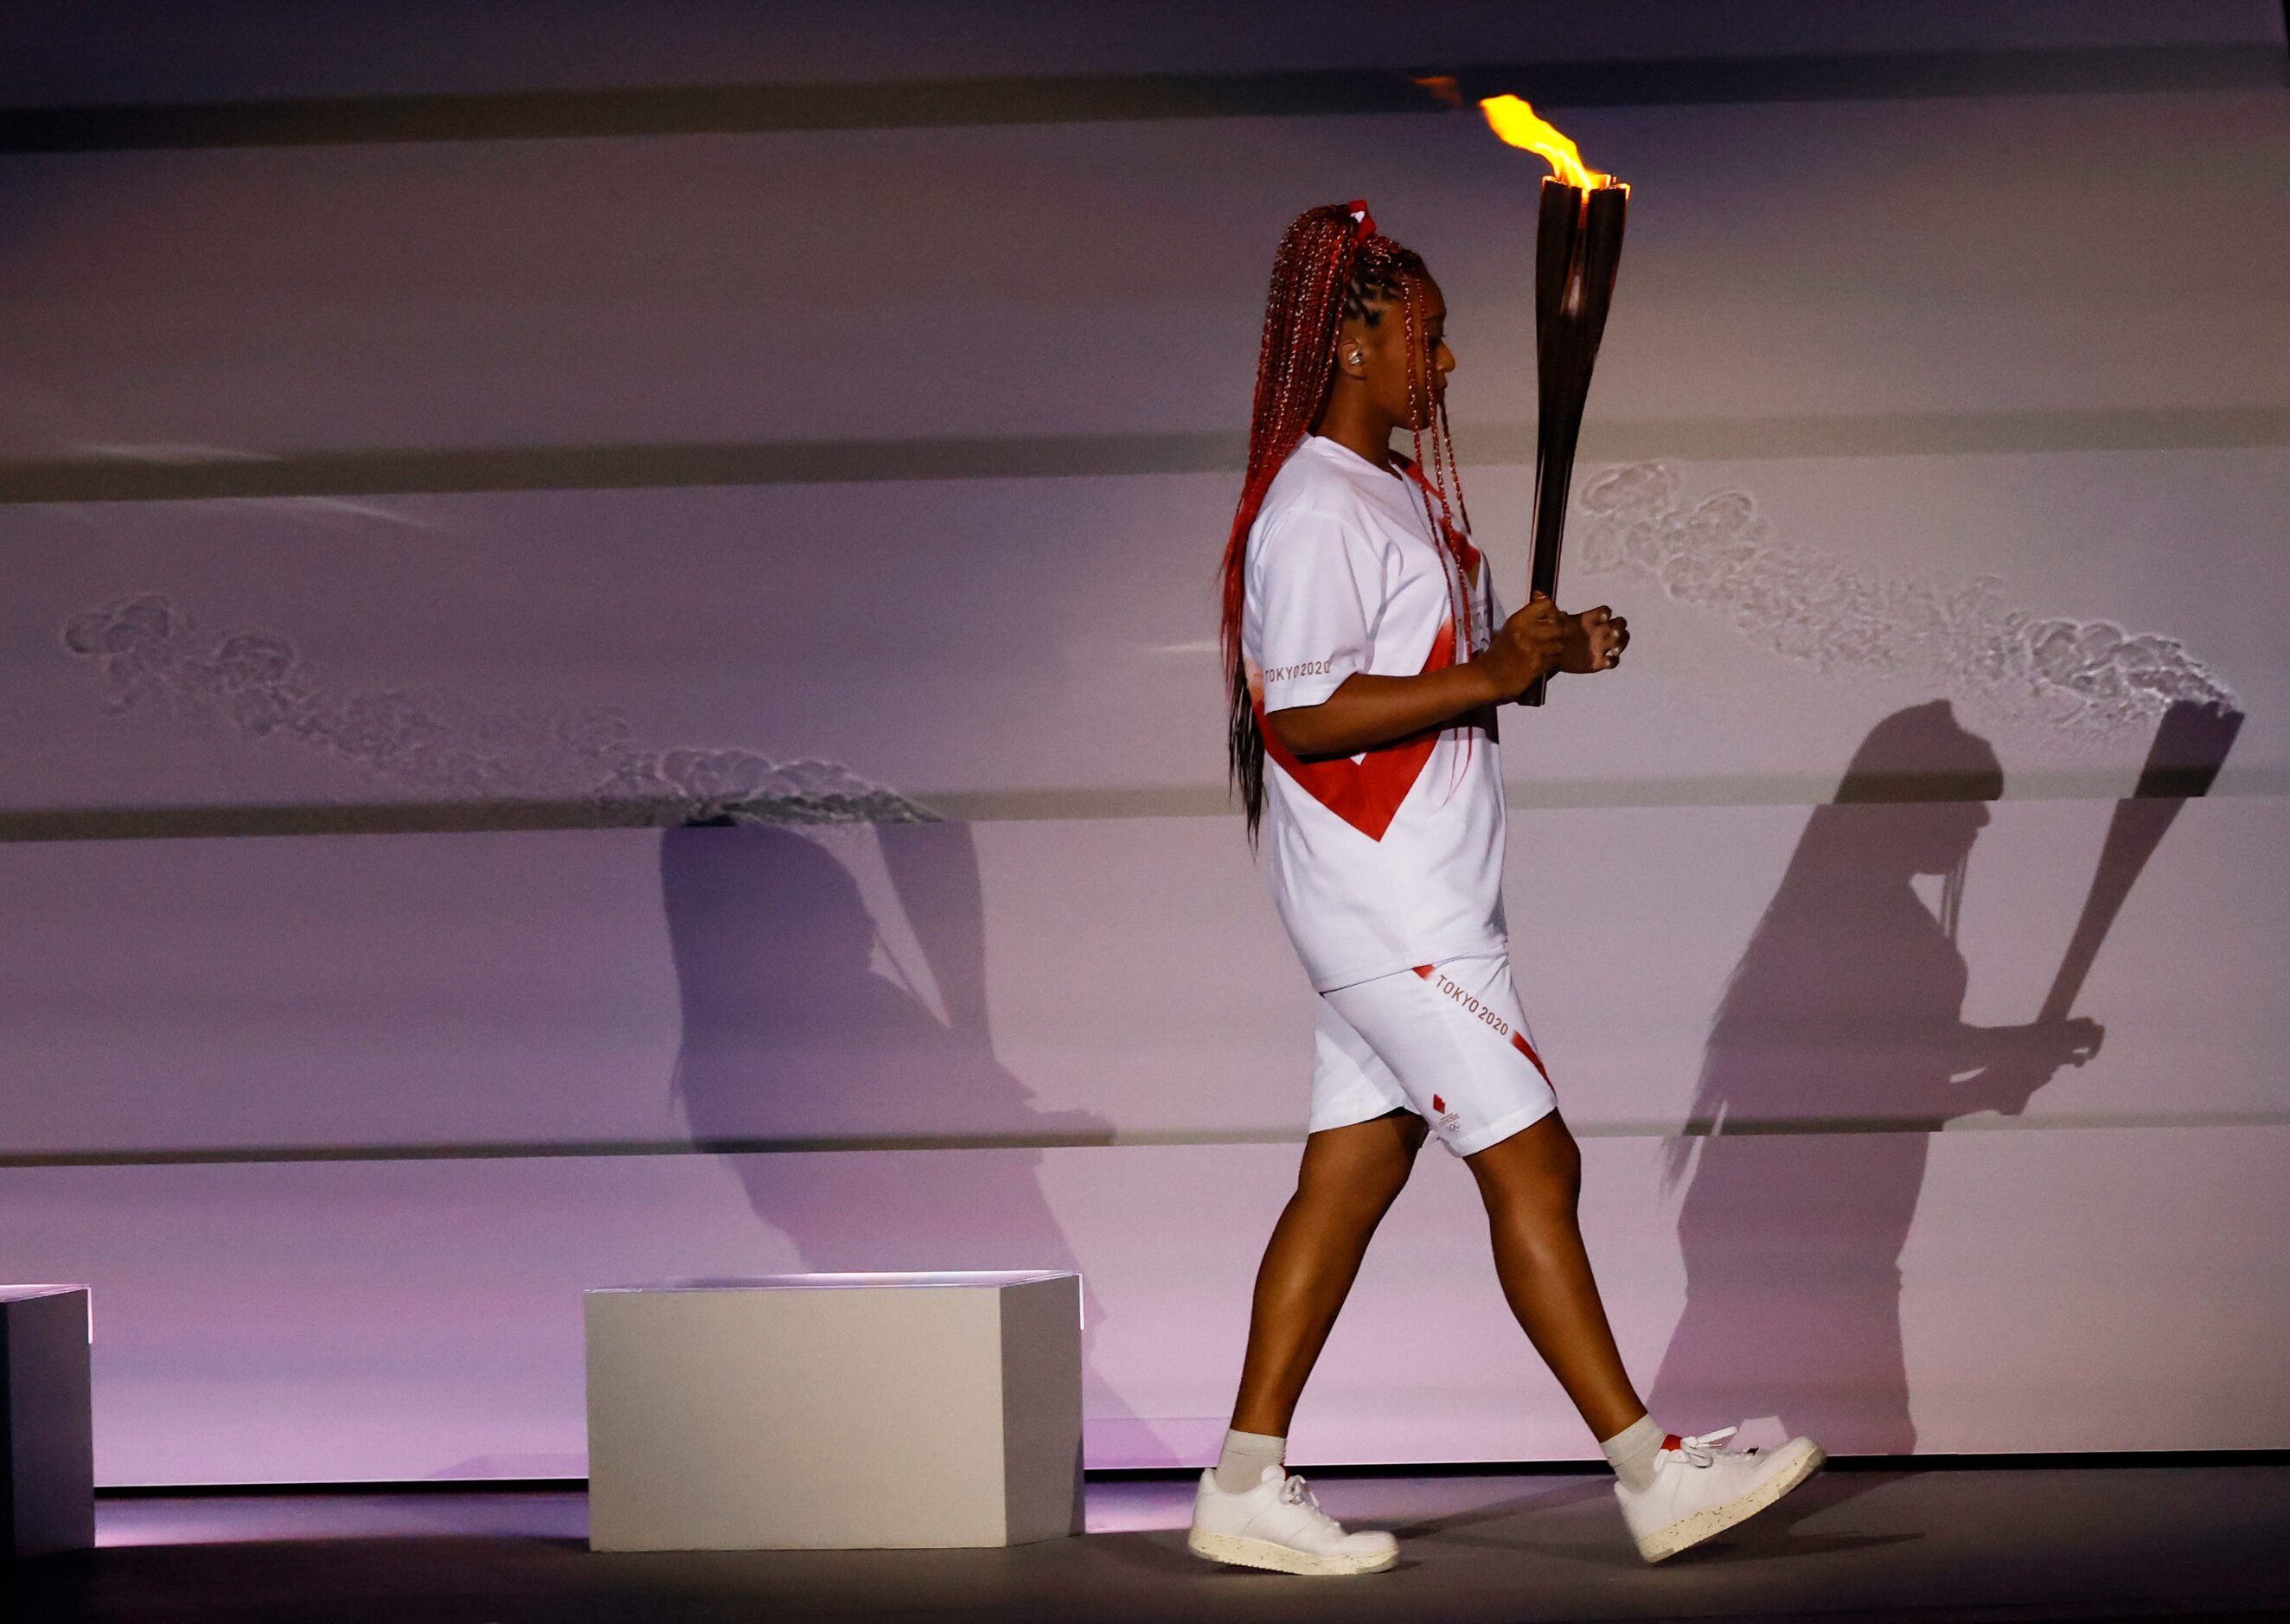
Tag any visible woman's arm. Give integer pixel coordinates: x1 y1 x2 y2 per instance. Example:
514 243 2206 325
1269 595 1566 758
1946 1017 2103 1116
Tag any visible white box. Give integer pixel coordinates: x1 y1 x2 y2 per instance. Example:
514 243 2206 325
584 1271 1082 1551
2 1286 94 1558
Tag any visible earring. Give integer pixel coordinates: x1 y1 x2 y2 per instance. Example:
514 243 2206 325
1348 349 1365 366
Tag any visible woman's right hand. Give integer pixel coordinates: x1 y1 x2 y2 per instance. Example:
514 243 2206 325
1272 593 1568 757
1977 1016 2104 1116
1476 594 1567 700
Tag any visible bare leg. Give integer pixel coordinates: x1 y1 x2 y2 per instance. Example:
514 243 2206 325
1467 1113 1647 1441
1230 1110 1428 1436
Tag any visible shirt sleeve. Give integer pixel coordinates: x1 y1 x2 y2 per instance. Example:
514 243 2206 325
1251 509 1382 713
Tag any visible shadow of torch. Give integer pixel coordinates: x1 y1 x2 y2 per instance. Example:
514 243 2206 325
2037 699 2245 1028
1481 96 1630 707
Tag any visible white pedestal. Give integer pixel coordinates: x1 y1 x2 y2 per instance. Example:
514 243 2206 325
2 1287 94 1558
585 1271 1082 1551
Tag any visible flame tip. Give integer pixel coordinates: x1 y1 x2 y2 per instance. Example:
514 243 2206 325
1478 93 1618 191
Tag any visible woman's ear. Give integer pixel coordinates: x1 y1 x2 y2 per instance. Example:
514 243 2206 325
1334 327 1370 379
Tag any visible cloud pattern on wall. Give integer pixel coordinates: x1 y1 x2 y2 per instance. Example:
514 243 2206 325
61 594 934 825
1574 464 2236 737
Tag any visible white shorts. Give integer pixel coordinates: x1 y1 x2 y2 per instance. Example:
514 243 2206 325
1309 952 1558 1157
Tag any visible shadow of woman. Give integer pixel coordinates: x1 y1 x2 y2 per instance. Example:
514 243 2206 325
658 819 1167 1461
1647 701 2100 1456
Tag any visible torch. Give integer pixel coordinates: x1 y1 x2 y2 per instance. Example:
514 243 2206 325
2036 698 2244 1028
1481 96 1629 706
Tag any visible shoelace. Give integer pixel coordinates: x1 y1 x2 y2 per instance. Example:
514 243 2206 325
1278 1474 1330 1519
1668 1426 1740 1468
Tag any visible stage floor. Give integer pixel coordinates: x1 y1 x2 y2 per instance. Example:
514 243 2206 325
6 1463 2285 1621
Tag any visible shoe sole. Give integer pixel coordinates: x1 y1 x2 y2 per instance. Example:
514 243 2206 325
1634 1438 1826 1563
1186 1529 1398 1576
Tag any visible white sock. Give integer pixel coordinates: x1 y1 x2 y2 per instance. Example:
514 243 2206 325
1212 1428 1286 1494
1600 1415 1667 1493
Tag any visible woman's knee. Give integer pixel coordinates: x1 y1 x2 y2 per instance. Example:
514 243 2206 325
1468 1114 1582 1212
1296 1120 1422 1218
1296 1157 1412 1223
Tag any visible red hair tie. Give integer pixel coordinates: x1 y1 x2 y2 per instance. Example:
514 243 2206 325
1346 199 1377 241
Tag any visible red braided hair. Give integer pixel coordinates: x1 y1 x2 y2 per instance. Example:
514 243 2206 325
1219 201 1474 841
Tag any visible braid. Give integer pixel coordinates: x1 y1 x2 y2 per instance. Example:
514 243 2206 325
1398 282 1465 662
1219 204 1474 842
1219 204 1359 843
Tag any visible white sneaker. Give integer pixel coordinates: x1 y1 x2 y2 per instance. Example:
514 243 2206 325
1614 1426 1826 1563
1187 1465 1398 1576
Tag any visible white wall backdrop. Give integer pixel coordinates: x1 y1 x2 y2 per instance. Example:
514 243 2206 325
1 1 2285 1481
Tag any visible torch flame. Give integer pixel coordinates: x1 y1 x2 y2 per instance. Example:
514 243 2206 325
1479 94 1617 191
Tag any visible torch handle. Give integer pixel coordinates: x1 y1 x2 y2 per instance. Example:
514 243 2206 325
2036 700 2242 1022
1519 181 1628 707
1517 402 1583 707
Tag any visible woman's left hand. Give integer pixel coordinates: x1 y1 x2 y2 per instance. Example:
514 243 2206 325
1558 604 1630 675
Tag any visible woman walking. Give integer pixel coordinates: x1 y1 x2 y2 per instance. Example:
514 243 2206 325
1186 201 1823 1575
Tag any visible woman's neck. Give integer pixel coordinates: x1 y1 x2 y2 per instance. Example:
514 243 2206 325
1315 392 1397 472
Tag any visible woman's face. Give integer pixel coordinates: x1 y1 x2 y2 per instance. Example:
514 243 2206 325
1911 797 1991 876
1344 272 1453 432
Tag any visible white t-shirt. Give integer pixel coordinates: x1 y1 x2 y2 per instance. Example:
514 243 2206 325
1242 434 1508 991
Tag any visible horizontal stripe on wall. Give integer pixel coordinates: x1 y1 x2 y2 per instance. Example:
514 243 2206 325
2 46 2280 152
7 406 2287 507
5 1111 2284 1170
1 767 2280 846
